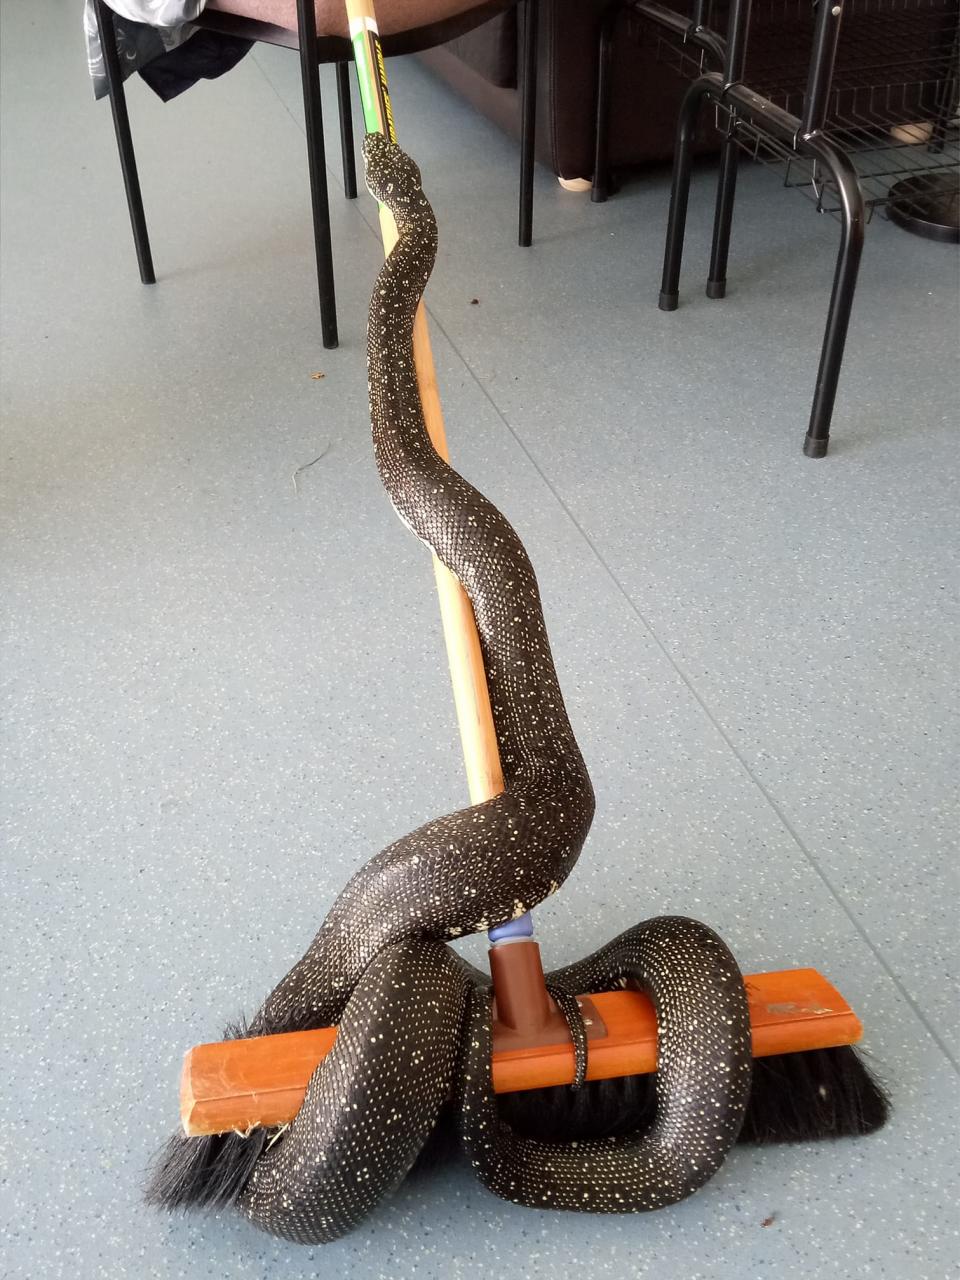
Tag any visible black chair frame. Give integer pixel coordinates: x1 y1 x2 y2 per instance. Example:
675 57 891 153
657 0 866 457
93 0 540 349
588 0 868 456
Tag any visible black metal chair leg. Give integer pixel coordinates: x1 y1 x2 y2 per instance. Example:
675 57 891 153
659 75 716 311
592 1 624 203
336 60 358 199
296 0 337 348
93 0 155 284
519 0 539 246
801 139 865 458
706 134 740 298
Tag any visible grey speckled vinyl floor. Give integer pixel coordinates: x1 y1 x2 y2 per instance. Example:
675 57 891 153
2 2 959 1277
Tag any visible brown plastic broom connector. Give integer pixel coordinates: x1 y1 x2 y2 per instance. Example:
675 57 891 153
489 937 575 1050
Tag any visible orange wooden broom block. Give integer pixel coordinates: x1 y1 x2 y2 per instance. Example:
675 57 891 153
181 967 862 1136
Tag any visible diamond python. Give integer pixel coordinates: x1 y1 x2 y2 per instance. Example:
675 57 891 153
148 134 752 1244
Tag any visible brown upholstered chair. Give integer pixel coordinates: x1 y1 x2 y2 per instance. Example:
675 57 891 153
93 0 539 348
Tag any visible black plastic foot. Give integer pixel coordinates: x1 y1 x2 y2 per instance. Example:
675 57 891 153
591 186 609 204
658 291 679 312
803 433 829 458
887 172 959 244
705 279 726 299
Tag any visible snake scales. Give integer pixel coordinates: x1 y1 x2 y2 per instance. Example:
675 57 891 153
148 134 752 1244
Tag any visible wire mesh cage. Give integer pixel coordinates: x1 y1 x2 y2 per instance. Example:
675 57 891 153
645 0 959 221
594 0 958 452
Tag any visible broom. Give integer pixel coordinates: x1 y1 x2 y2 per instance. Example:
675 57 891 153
147 0 887 1215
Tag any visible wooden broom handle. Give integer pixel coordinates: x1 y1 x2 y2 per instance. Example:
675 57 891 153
410 309 505 803
347 0 504 805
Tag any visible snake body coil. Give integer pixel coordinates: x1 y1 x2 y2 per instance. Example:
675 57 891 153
148 135 751 1244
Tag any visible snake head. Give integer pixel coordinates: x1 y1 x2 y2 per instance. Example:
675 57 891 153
362 133 423 205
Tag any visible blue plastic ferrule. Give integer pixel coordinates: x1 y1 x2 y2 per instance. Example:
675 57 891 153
488 913 534 944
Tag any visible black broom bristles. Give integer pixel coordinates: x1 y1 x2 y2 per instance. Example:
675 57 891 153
497 1070 659 1141
146 1042 889 1212
145 1124 272 1211
737 1046 890 1144
146 1011 297 1212
498 1044 890 1145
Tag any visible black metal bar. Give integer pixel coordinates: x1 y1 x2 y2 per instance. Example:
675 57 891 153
659 74 719 310
336 60 357 199
704 0 751 297
631 0 728 66
519 0 539 247
592 1 624 203
720 81 804 147
93 0 155 284
706 135 739 298
688 24 726 67
633 0 697 38
800 0 845 137
296 0 338 348
721 0 752 83
800 137 865 457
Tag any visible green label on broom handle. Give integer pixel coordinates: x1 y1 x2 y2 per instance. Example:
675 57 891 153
350 19 397 142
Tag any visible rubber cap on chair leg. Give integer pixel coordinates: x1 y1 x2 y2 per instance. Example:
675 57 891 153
659 291 679 312
706 279 726 299
803 433 829 458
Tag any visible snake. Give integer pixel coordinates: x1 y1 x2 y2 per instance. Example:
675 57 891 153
147 133 752 1244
